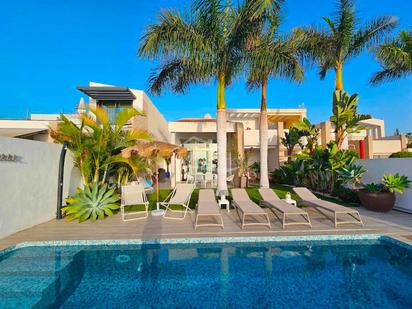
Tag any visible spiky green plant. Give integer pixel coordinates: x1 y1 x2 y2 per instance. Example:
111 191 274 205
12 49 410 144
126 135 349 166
382 173 411 193
336 163 367 188
363 183 384 193
138 0 281 193
63 183 120 222
371 30 412 84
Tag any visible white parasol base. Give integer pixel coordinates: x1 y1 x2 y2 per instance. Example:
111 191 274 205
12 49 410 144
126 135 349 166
151 202 165 216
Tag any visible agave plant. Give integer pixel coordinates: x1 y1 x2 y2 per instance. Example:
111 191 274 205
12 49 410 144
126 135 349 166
63 183 120 222
382 173 411 193
363 183 384 193
336 163 367 189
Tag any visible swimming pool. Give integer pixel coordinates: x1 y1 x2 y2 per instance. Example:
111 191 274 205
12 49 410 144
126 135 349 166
0 235 411 308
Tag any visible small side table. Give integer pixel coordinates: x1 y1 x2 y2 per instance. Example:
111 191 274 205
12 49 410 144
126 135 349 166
281 198 297 206
218 199 230 212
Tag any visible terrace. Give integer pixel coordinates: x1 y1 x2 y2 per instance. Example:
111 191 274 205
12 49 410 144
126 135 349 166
1 188 411 251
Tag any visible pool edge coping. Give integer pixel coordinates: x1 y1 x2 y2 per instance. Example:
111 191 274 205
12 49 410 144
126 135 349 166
1 233 411 257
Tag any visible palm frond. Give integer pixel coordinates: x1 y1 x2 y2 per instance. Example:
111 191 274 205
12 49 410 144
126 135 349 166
114 108 144 131
370 30 412 84
347 15 398 59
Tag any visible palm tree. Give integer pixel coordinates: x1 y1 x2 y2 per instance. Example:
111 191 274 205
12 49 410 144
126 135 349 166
138 0 279 193
247 13 304 187
370 30 412 84
300 0 397 93
280 127 303 163
50 107 152 185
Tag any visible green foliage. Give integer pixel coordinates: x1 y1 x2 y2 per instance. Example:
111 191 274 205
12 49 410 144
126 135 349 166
291 118 320 154
389 151 412 158
332 185 360 204
63 184 120 222
330 91 371 149
281 127 304 161
299 0 397 81
382 173 411 193
138 0 281 104
246 11 305 91
271 158 307 186
50 107 152 186
363 183 384 193
336 163 367 187
273 142 358 194
371 30 412 84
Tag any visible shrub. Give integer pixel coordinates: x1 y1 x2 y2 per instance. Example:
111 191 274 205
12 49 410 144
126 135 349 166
332 186 360 204
63 183 120 222
389 151 412 158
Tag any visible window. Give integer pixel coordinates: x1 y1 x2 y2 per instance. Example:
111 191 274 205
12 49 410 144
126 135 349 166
98 100 133 123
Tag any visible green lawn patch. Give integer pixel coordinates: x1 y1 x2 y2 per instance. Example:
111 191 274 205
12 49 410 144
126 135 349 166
124 184 359 213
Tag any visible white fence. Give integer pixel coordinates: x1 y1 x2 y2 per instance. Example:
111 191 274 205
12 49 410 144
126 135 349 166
0 137 81 238
356 158 412 213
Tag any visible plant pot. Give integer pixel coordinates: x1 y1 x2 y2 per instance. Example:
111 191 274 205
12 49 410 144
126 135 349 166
357 190 396 212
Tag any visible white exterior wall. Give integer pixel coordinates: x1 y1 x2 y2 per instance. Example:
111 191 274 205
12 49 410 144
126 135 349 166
372 139 402 157
243 129 278 147
142 92 171 142
169 121 236 133
0 137 81 238
356 158 412 213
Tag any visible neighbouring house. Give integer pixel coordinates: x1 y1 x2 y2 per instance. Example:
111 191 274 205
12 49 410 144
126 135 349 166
317 118 408 159
0 82 408 187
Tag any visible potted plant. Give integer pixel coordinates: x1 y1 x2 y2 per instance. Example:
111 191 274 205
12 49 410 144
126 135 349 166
358 173 411 212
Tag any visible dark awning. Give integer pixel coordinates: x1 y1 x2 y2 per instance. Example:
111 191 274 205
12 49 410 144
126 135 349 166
77 86 136 101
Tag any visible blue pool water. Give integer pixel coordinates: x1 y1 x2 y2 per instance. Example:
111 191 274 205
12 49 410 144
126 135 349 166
0 237 411 308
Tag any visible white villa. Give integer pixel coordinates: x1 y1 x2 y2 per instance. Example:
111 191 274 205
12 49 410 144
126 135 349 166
0 82 407 187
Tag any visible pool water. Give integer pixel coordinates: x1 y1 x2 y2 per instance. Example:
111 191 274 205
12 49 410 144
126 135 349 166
0 238 411 308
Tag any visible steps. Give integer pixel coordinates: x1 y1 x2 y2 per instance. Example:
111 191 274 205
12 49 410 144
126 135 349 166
0 247 84 309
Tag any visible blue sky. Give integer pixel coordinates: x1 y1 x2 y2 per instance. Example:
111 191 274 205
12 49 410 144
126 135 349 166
1 0 411 134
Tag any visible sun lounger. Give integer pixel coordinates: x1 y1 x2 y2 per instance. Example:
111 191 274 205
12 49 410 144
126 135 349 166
293 187 363 228
195 189 224 229
231 189 271 229
259 188 311 229
161 183 196 220
121 184 149 221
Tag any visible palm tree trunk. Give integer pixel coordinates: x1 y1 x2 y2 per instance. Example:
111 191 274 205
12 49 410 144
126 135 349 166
259 80 269 188
287 148 293 163
217 73 228 194
334 62 344 146
334 63 344 91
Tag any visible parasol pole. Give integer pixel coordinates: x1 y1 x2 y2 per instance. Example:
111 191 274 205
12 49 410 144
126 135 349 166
151 155 165 216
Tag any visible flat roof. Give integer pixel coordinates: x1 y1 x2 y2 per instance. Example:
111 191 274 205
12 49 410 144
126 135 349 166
176 118 216 122
77 86 136 101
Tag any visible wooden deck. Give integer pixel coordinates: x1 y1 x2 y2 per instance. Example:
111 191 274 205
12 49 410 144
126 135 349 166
1 207 412 250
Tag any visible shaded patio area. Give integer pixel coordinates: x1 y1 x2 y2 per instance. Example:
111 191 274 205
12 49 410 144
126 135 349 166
1 207 412 251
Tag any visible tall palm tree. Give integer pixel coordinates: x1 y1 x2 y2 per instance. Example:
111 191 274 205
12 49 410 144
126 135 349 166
247 13 304 187
370 30 412 84
138 0 279 193
301 0 397 93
